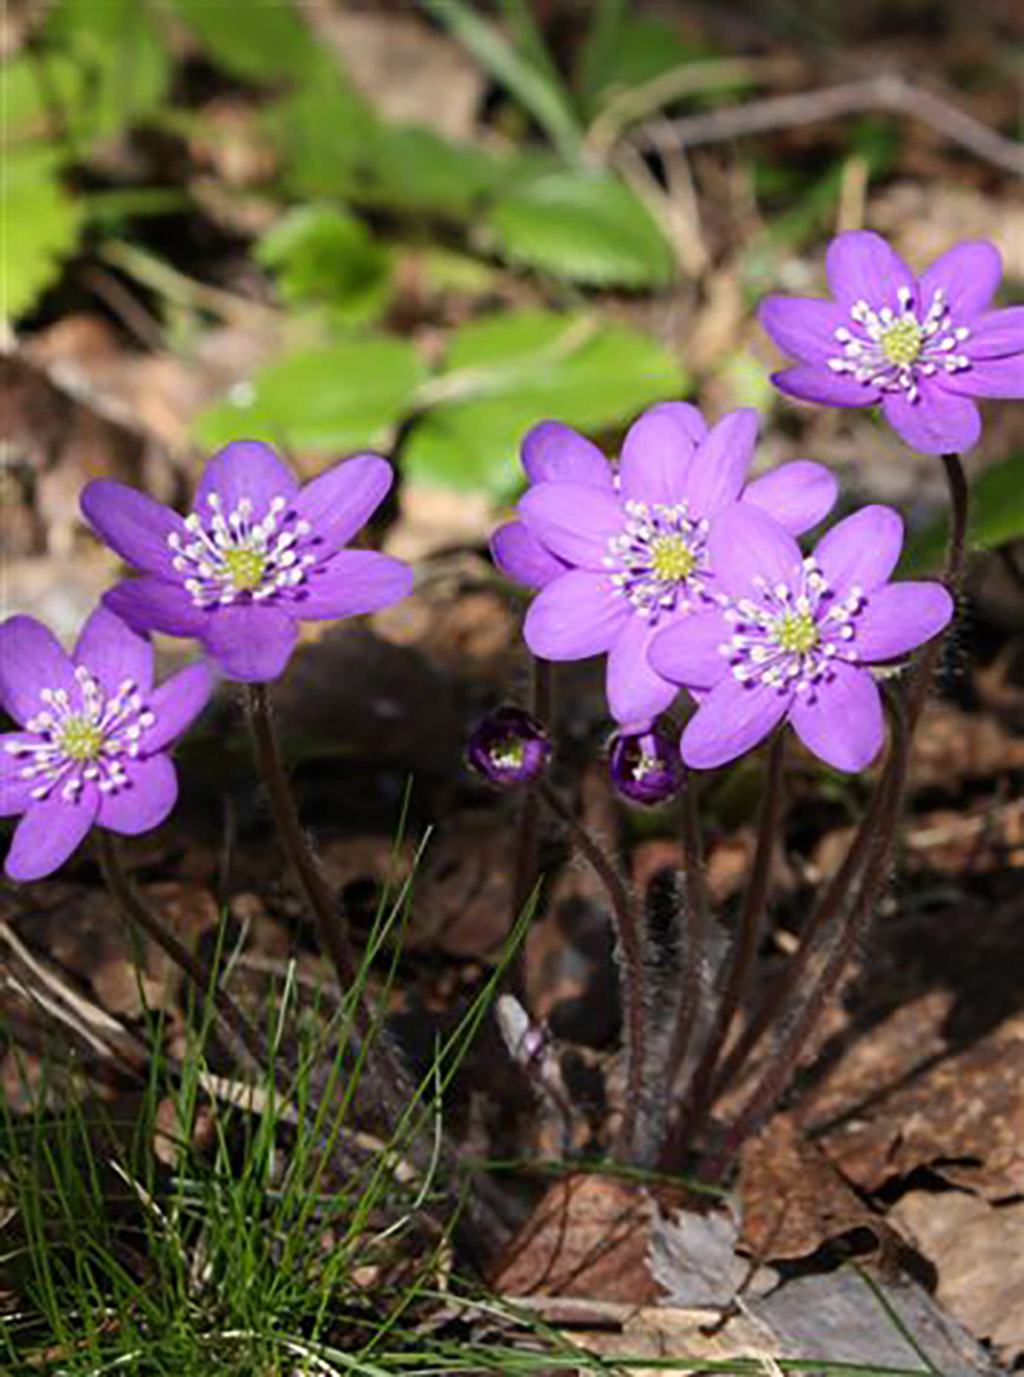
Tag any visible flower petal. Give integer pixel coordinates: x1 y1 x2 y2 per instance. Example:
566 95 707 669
940 355 1024 400
773 364 880 407
825 230 917 312
491 521 568 589
288 550 413 620
81 481 187 578
521 421 613 488
195 440 299 517
789 663 883 772
1 733 40 816
292 453 393 549
143 664 214 753
524 571 629 660
881 382 981 454
73 607 154 696
686 409 759 518
853 583 954 662
518 483 625 569
742 461 838 535
965 307 1024 360
97 755 178 836
647 402 708 448
758 295 847 365
103 577 211 639
919 240 1002 322
618 408 701 507
649 610 731 689
681 677 790 770
201 605 298 683
707 505 804 601
5 789 99 882
606 615 680 728
813 506 903 595
0 617 77 727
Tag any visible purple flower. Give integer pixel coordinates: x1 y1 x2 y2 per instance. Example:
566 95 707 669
759 231 1024 454
496 405 838 728
0 609 212 881
609 721 683 805
81 441 414 683
648 504 954 773
467 706 551 787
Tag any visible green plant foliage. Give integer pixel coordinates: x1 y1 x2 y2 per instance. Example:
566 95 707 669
167 0 324 82
268 69 378 199
255 205 393 324
403 308 687 493
577 11 708 113
901 453 1024 573
195 337 427 454
487 169 675 287
3 150 84 322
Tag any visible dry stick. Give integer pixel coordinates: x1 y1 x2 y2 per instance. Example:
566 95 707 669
507 658 552 999
663 732 787 1166
661 770 711 1104
707 453 969 1110
536 780 646 1160
636 73 1024 176
95 831 267 1078
702 700 911 1184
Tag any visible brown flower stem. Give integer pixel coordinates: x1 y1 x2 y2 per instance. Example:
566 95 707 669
508 658 552 997
907 451 969 725
658 770 709 1138
702 697 910 1184
664 732 787 1164
537 779 646 1160
96 830 268 1078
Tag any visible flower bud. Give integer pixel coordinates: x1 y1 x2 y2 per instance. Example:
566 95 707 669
467 707 550 787
609 722 683 805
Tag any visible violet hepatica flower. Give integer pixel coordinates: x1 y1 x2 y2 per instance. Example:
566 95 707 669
81 441 413 683
648 504 953 773
496 406 838 728
467 706 551 787
0 609 211 881
760 231 1024 454
608 721 683 806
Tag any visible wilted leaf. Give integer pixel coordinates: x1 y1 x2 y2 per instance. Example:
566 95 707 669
256 205 392 324
195 336 427 455
487 168 675 287
404 310 686 492
3 150 83 322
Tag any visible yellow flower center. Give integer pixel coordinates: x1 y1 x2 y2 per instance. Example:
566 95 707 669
58 715 105 761
222 547 267 591
491 737 526 770
880 317 924 367
774 611 818 654
649 535 695 583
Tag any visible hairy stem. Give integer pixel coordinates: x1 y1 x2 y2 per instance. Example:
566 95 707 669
508 658 552 997
907 451 969 725
664 770 711 1088
96 831 268 1077
537 780 647 1160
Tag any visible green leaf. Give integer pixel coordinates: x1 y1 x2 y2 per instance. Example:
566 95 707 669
167 0 323 82
268 70 377 199
354 124 510 216
3 150 83 322
194 337 427 455
403 309 687 493
901 453 1024 574
419 0 583 163
255 206 392 325
487 169 675 287
577 14 706 113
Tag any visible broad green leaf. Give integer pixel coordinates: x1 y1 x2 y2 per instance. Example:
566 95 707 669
577 14 707 113
901 453 1024 574
354 125 510 216
487 169 675 288
167 0 323 82
403 309 687 493
420 0 583 164
268 71 377 199
194 337 427 455
255 206 392 324
3 150 83 322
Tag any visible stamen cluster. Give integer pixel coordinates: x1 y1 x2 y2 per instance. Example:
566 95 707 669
169 493 316 608
606 501 709 623
828 287 970 403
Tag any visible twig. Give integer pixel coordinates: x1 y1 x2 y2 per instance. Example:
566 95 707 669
636 73 1024 176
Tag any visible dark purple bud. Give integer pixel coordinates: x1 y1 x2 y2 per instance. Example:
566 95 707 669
609 722 683 805
467 707 550 787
